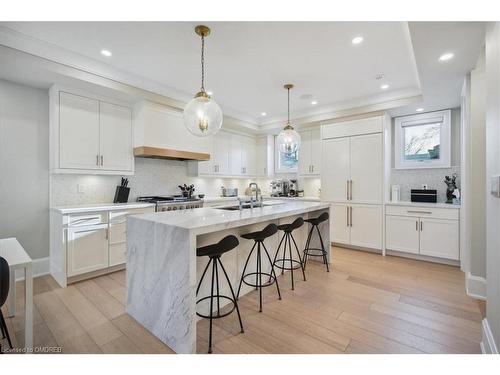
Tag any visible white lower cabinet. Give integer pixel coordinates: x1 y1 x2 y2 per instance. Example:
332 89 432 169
330 203 382 250
67 224 109 277
385 215 420 254
51 205 155 287
419 217 459 260
385 204 460 261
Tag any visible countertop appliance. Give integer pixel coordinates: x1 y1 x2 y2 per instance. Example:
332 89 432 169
411 189 437 203
270 179 290 197
136 195 203 212
221 187 238 197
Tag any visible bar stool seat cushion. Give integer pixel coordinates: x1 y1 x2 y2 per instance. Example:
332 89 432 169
277 217 304 232
304 212 329 226
241 223 278 241
197 235 239 258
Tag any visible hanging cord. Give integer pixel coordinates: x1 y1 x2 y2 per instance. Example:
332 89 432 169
201 34 205 92
287 87 290 123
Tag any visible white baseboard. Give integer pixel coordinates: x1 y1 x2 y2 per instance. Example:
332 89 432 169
14 256 50 281
481 318 499 354
466 272 487 300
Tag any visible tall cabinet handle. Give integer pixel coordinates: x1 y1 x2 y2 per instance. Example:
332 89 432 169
416 220 418 231
350 206 353 227
96 155 99 166
346 180 349 200
346 206 349 227
100 155 104 166
420 221 423 231
349 180 353 200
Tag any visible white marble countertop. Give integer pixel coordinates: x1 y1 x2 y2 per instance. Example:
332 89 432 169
385 201 461 209
130 200 330 235
52 202 156 214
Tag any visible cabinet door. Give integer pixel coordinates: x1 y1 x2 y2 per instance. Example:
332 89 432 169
59 92 100 170
385 215 420 254
321 137 350 201
330 203 350 245
256 137 267 176
244 137 257 175
350 133 383 204
349 204 382 249
229 134 243 175
298 131 312 175
67 225 109 277
213 131 230 174
100 101 133 171
310 128 321 175
419 218 459 260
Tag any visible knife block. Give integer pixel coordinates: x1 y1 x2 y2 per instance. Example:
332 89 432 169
113 186 130 203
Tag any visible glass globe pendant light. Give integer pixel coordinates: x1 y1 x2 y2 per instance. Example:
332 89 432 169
183 25 223 137
277 84 301 154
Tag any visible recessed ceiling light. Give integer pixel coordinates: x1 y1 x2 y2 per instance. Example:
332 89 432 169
352 36 364 45
416 108 424 112
380 84 389 90
206 91 213 96
261 112 267 116
311 100 318 105
439 53 454 62
100 49 112 57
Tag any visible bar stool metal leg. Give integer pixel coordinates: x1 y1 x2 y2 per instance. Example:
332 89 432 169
236 242 257 300
218 258 244 334
316 225 329 272
290 233 307 282
261 242 282 301
208 259 216 353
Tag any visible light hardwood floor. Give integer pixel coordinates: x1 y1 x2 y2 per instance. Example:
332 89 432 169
1 247 483 354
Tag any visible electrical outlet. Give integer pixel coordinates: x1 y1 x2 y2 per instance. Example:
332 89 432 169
421 184 428 190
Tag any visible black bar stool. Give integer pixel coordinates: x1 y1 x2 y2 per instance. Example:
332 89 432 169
0 256 13 353
237 223 281 313
271 217 306 290
196 235 244 354
303 212 330 272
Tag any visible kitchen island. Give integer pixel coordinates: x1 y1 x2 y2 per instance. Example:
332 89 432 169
126 200 331 353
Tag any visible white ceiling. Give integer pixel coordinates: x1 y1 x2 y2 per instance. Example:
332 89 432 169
390 22 485 117
0 21 421 124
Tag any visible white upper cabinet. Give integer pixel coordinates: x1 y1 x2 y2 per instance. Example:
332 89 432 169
59 92 100 170
299 128 321 176
256 135 275 177
51 87 134 175
229 133 243 175
99 102 133 171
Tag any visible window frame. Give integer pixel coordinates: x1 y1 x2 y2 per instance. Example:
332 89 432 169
395 109 451 169
274 135 299 174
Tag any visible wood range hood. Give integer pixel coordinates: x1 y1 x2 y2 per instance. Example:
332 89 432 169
133 146 210 161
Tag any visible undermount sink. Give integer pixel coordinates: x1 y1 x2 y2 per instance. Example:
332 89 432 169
216 203 277 211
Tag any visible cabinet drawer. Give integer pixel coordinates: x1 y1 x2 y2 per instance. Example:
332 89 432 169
109 207 155 223
68 212 108 226
385 205 459 220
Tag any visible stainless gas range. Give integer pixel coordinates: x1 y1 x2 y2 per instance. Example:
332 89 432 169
136 196 203 212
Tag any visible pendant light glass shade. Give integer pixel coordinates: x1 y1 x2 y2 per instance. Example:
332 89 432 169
277 84 301 154
277 124 301 154
183 25 223 137
183 92 223 137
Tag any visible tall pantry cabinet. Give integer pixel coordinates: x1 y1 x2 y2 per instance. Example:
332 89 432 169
321 115 390 252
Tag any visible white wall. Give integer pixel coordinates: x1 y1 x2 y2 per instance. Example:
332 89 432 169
469 48 487 280
0 80 49 260
484 22 500 353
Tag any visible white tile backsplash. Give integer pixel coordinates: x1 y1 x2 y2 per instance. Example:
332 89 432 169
390 166 461 203
50 158 323 207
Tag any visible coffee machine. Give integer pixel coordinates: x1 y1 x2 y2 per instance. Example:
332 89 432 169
270 179 289 197
288 179 303 197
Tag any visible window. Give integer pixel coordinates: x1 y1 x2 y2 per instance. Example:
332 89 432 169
395 110 451 169
275 136 298 173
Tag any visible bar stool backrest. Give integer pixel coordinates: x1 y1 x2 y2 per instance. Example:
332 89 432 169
290 217 304 230
0 256 9 308
216 235 239 256
317 212 329 223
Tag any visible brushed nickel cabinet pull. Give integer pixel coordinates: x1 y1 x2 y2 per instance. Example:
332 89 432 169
350 206 353 227
350 180 353 200
416 220 418 231
420 221 423 231
346 180 349 200
96 155 99 166
407 210 432 214
101 155 104 166
346 206 349 226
